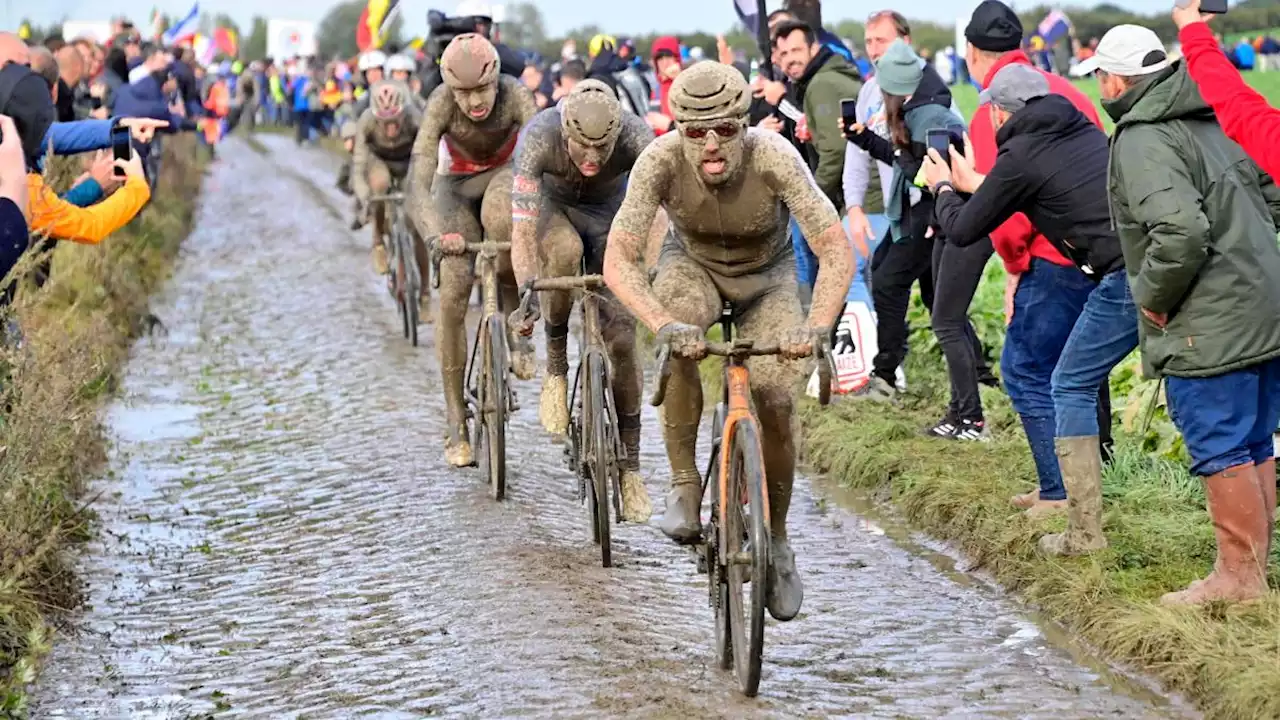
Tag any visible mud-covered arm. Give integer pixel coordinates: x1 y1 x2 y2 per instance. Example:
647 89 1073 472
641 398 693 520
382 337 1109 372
510 112 555 287
509 79 540 128
603 145 674 333
407 89 451 238
763 135 851 333
351 113 374 206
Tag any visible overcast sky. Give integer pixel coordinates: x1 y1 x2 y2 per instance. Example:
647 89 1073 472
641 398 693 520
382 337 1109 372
13 0 1186 42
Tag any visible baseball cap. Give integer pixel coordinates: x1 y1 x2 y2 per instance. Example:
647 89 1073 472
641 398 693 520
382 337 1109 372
1071 24 1170 77
978 64 1050 112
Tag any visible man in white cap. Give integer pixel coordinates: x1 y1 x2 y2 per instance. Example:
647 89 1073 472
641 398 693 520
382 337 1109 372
1092 24 1280 606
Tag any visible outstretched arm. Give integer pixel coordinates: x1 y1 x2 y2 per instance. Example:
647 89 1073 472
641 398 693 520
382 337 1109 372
510 114 553 287
603 147 673 333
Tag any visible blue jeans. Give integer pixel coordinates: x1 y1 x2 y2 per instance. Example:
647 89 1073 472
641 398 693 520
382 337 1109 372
796 213 888 305
1003 259 1097 499
1051 270 1139 437
1166 357 1280 476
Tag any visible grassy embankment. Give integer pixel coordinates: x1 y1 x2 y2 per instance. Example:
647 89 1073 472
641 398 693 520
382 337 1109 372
0 137 205 714
797 76 1280 718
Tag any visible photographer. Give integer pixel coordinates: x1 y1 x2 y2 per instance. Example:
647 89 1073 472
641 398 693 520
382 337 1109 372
421 9 525 97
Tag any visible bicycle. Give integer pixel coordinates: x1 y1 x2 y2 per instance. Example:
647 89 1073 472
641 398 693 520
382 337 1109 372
650 303 832 696
515 270 623 568
435 239 515 500
370 190 424 347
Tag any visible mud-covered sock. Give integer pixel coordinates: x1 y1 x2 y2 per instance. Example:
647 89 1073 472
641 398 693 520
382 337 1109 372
546 322 569 377
619 413 641 472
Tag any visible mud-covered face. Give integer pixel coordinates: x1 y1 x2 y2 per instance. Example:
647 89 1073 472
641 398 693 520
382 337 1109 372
391 70 411 83
678 118 747 186
383 120 402 139
452 83 498 121
566 137 615 177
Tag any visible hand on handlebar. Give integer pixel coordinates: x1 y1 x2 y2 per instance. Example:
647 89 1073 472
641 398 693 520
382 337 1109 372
780 327 820 361
657 321 708 361
509 280 541 337
437 233 466 255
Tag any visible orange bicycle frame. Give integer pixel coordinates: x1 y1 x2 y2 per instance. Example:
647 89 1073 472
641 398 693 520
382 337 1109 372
716 362 770 565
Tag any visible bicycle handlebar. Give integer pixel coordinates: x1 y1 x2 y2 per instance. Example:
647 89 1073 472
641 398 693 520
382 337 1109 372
528 274 605 292
368 193 405 203
649 336 833 408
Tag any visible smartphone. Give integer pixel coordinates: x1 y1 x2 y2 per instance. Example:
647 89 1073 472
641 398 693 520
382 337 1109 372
1193 0 1227 13
111 126 131 178
926 128 964 160
840 98 859 134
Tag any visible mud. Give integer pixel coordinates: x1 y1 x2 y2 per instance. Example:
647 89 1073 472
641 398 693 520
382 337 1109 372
31 135 1195 719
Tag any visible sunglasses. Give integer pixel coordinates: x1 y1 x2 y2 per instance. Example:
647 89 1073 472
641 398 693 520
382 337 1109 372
680 122 742 141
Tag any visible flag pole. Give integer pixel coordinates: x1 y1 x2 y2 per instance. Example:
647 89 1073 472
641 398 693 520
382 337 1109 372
754 0 774 81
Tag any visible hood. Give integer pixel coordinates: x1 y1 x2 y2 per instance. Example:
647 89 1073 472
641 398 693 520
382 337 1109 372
903 62 952 113
651 36 680 60
798 46 861 89
996 94 1093 146
589 49 630 76
1104 62 1212 129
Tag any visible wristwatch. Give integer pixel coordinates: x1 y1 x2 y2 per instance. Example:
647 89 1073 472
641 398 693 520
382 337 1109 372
932 180 955 195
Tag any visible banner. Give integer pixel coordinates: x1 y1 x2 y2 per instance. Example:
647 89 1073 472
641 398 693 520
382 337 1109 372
61 21 114 44
357 0 401 52
267 19 317 60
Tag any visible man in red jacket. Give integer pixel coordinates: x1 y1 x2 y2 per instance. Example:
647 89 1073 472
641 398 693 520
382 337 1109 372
1174 0 1279 179
962 1 1114 515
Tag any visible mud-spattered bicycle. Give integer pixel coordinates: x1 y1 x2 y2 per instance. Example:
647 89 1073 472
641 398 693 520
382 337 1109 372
650 303 832 696
370 189 424 347
516 271 623 568
435 239 515 500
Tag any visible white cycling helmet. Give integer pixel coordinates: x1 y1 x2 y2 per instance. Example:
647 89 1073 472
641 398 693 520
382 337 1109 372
384 53 417 74
358 50 388 72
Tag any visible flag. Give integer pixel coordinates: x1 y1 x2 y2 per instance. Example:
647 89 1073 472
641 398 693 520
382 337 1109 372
193 33 217 66
731 0 774 80
162 2 200 46
17 21 31 41
356 0 401 52
149 7 166 40
214 26 238 58
732 0 761 36
1036 9 1071 45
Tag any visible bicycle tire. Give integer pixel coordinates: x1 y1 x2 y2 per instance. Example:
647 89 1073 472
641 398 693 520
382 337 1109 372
403 227 420 347
485 315 508 501
585 351 612 567
723 419 768 697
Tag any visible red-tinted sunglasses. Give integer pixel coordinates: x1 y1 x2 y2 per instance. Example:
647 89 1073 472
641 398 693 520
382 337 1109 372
681 122 741 140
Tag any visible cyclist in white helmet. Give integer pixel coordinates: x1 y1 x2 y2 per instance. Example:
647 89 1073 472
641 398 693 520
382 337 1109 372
384 53 426 106
344 50 391 229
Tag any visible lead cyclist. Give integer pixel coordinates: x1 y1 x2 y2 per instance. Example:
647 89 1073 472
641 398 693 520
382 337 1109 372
602 62 853 621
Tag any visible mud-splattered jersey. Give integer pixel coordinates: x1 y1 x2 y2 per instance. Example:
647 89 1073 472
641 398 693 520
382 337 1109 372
351 108 421 202
612 128 839 277
511 107 654 221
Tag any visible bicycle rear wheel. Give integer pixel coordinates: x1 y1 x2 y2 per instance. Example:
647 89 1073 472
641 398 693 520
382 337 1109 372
722 419 768 696
584 351 612 568
479 315 508 500
402 227 420 347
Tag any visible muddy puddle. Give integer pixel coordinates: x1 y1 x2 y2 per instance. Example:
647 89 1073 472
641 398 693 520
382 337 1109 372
29 135 1198 719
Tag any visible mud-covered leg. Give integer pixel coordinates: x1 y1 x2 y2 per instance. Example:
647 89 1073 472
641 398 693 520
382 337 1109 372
652 250 721 543
531 210 583 435
480 168 533 381
603 291 651 522
437 185 483 468
368 159 392 275
738 282 807 621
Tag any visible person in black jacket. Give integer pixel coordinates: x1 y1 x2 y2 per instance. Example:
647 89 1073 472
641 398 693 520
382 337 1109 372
924 63 1138 553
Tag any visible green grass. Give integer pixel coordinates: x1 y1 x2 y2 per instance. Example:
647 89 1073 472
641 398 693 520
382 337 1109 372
0 138 206 713
951 71 1280 133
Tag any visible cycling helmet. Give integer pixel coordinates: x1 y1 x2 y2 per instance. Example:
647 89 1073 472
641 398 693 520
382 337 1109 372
358 50 388 73
561 80 621 148
667 61 750 123
588 34 617 59
370 80 408 120
384 53 417 74
440 33 500 90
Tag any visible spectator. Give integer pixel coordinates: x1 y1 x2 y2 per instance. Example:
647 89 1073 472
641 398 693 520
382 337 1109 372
1095 24 1280 605
586 35 650 117
0 115 29 284
520 63 549 108
1174 2 1280 179
553 59 587 103
844 41 969 422
647 36 682 134
53 46 85 121
1233 37 1256 71
924 65 1135 528
782 0 856 64
964 0 1117 501
1260 34 1280 72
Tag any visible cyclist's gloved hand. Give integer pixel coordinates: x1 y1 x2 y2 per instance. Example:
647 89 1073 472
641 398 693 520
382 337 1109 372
438 233 466 255
779 326 819 361
657 321 708 361
508 284 540 337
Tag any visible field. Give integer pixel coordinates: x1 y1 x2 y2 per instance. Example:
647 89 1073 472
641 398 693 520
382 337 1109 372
799 72 1280 718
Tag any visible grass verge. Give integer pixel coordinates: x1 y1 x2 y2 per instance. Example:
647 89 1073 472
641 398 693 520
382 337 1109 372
0 136 205 714
798 348 1280 719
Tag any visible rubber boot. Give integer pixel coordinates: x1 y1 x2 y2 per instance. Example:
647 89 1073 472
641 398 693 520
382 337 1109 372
618 422 652 523
766 537 804 621
1259 458 1276 559
1162 463 1268 605
1039 436 1109 556
658 471 702 544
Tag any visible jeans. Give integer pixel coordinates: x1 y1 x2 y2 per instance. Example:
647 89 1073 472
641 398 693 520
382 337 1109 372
1166 357 1280 476
1004 259 1098 499
931 235 995 422
294 110 311 144
1051 270 1140 437
870 232 934 383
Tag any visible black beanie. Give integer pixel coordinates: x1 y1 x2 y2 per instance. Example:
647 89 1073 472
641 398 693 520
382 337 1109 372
965 0 1024 53
0 64 56 170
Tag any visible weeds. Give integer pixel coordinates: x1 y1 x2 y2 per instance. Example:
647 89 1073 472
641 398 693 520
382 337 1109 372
0 136 204 712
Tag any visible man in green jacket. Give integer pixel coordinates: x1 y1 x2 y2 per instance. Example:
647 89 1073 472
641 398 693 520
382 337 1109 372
1096 25 1280 606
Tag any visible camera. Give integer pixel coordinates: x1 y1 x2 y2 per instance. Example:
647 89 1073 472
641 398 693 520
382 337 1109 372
426 10 482 60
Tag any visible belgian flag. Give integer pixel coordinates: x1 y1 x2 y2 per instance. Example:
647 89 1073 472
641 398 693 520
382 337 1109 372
356 0 401 52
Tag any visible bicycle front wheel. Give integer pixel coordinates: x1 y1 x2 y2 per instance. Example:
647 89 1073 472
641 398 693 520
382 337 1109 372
481 315 508 501
722 419 768 697
402 227 420 347
585 351 613 568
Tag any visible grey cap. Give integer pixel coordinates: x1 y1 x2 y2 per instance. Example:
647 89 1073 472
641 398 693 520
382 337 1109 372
978 64 1050 113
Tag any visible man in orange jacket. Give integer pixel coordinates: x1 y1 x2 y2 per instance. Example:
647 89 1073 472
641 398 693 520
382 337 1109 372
28 146 151 245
